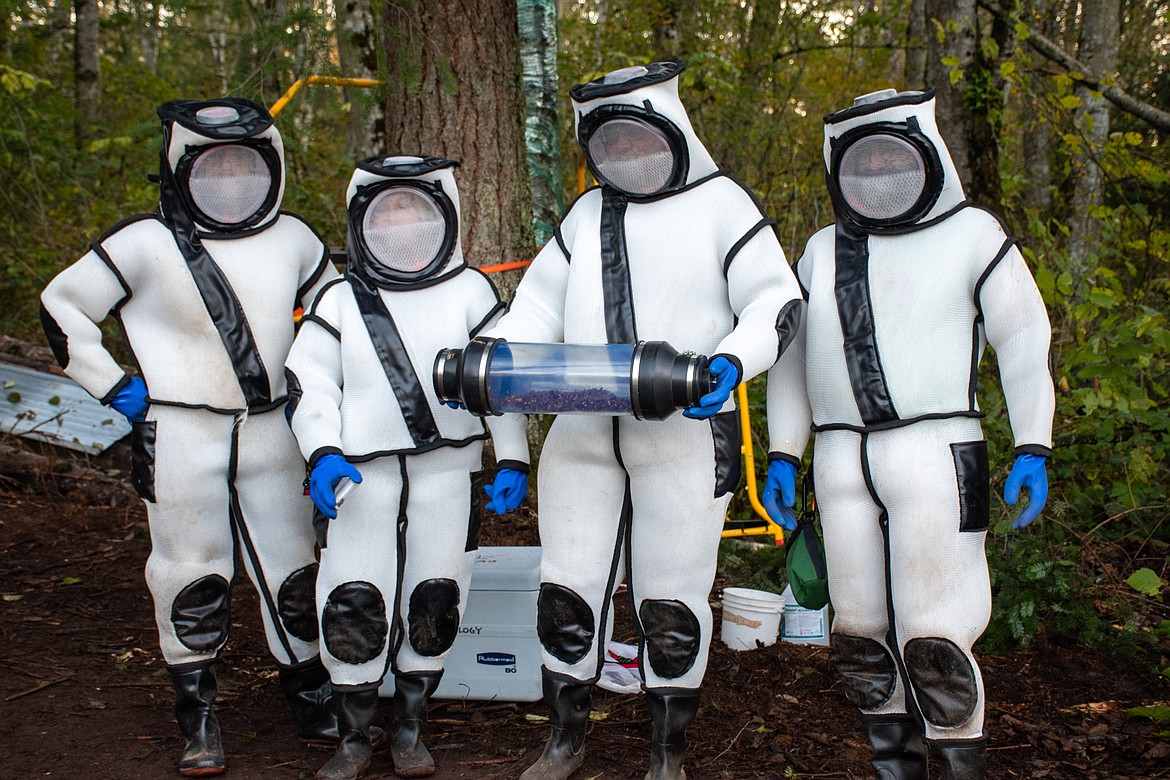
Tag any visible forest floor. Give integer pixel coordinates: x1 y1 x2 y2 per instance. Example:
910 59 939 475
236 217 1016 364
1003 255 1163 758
1 437 1169 780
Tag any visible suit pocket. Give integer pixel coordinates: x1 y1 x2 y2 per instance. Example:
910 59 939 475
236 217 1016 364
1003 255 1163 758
130 420 157 503
711 411 742 498
951 440 989 532
466 469 484 552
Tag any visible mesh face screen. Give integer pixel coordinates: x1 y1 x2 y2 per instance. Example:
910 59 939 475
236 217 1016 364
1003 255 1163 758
362 188 447 275
188 145 272 225
587 118 676 195
838 134 928 221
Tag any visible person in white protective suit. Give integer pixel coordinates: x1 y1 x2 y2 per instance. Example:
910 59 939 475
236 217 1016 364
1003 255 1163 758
285 156 530 780
38 98 363 777
763 88 1055 780
483 61 804 780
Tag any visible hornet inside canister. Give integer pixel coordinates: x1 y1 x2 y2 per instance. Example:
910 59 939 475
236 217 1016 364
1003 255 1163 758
433 339 712 421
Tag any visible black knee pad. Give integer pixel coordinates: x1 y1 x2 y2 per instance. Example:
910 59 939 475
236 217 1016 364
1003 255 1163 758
903 637 978 728
322 581 388 665
536 583 595 664
638 599 701 679
407 578 461 657
172 574 232 652
830 633 898 711
277 563 320 642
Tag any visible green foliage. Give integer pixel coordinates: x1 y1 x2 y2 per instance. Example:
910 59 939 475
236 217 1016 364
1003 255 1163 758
1126 705 1170 740
718 538 788 595
1126 568 1165 599
981 529 1102 652
0 0 356 340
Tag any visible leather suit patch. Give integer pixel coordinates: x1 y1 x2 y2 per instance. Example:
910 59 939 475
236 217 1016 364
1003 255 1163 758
711 411 742 498
950 440 990 532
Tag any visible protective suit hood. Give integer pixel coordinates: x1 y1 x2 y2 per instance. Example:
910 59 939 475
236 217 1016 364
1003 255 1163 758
571 60 718 197
157 97 285 234
822 88 967 231
345 155 465 288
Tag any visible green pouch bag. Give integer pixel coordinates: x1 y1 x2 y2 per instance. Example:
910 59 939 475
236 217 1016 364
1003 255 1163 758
785 479 829 610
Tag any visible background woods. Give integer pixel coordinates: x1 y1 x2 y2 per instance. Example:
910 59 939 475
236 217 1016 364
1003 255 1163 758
0 0 1167 720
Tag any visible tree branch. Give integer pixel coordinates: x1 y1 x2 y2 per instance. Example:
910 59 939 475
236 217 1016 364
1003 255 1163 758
977 0 1170 133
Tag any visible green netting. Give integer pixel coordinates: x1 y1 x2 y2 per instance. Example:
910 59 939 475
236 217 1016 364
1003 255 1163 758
517 0 563 247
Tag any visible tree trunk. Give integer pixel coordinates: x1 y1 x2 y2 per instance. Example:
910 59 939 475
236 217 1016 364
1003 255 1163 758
143 9 158 75
73 0 101 146
517 0 563 247
380 0 535 275
925 0 1004 206
337 0 385 159
1021 0 1063 215
1067 0 1120 274
905 0 928 85
0 0 11 60
925 0 977 187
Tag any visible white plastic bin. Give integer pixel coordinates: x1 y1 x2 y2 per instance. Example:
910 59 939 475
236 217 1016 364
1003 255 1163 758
379 546 542 702
720 587 785 651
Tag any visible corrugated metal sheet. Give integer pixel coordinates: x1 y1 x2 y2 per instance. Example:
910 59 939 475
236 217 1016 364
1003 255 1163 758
0 362 131 455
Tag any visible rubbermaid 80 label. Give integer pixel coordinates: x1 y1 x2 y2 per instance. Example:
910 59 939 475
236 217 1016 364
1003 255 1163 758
476 652 517 666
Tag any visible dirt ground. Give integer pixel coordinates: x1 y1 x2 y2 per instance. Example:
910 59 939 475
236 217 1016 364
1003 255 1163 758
1 452 1169 780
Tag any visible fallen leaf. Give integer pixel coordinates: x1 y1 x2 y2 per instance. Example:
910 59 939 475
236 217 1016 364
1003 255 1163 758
2 594 23 602
1062 701 1120 714
524 713 548 722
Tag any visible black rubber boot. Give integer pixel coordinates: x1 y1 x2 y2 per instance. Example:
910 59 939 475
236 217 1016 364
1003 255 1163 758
519 670 593 780
315 688 380 780
280 657 339 746
931 739 987 780
644 687 701 780
278 657 387 749
168 662 225 778
390 671 443 778
861 715 929 780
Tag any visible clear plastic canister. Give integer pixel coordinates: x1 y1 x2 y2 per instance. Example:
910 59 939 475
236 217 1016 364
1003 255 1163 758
433 339 711 420
488 341 635 415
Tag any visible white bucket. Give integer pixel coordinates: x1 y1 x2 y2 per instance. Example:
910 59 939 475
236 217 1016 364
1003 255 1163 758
720 587 785 651
779 584 830 646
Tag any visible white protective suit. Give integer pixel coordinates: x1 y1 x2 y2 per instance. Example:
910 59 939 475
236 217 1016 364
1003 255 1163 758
767 88 1055 762
487 61 803 697
285 156 529 689
40 98 337 670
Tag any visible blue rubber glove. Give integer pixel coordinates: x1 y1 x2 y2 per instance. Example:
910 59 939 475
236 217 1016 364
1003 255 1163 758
310 454 363 520
109 377 149 422
1004 454 1048 530
761 459 798 531
484 468 528 515
683 356 740 420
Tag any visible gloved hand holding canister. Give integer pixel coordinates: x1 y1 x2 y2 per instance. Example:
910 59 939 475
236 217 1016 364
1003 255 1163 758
683 355 740 420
